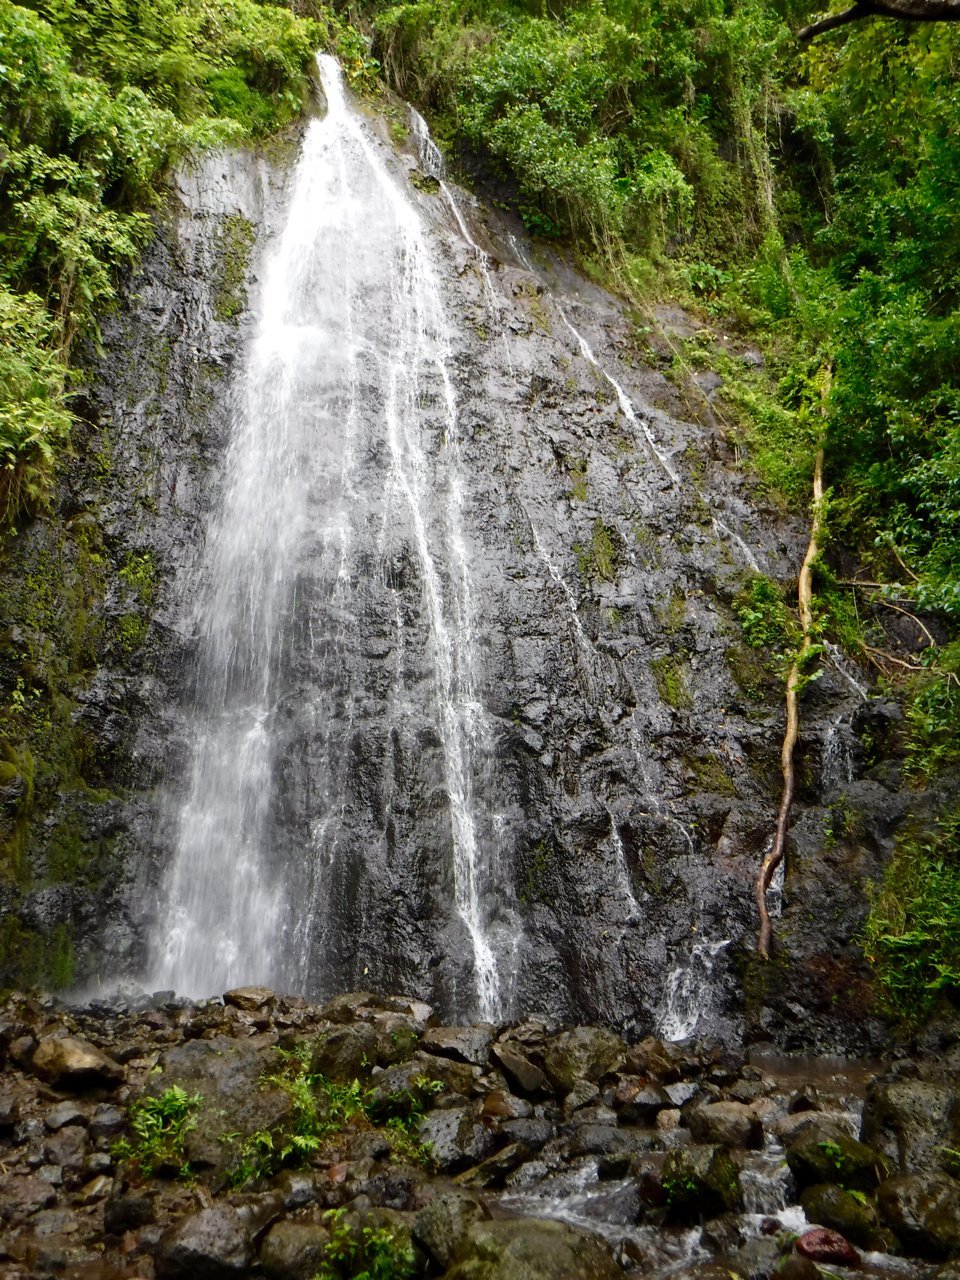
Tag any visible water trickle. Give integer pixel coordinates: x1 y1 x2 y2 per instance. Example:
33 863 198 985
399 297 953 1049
148 56 513 1018
823 716 855 791
409 108 512 372
559 311 681 486
657 937 731 1041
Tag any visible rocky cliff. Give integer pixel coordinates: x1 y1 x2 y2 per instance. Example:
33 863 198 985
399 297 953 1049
0 84 944 1052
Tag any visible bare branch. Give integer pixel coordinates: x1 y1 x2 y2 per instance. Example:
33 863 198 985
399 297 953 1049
799 0 960 40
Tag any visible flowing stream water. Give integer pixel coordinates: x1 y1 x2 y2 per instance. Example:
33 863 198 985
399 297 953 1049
148 56 510 1017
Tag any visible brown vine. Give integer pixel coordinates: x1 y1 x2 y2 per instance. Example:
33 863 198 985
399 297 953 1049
755 371 830 959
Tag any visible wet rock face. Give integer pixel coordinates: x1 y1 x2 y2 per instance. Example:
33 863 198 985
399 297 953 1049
0 986 958 1279
0 100 933 1052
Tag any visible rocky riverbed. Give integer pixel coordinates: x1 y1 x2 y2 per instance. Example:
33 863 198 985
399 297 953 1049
1 987 959 1279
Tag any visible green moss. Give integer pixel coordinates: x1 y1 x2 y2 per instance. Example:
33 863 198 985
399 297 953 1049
567 458 588 502
574 518 619 583
410 170 439 193
652 654 692 710
725 641 776 702
686 752 735 795
658 589 687 633
213 214 256 323
519 838 556 907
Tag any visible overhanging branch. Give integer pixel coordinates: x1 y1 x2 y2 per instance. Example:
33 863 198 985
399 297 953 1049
799 0 960 40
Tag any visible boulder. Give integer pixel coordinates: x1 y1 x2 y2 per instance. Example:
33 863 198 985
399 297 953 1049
661 1144 743 1222
454 1142 528 1188
44 1124 89 1169
310 1023 379 1079
418 1105 496 1173
688 1101 763 1149
878 1173 960 1259
31 1036 124 1088
799 1183 883 1248
421 1025 496 1066
0 1171 57 1218
413 1190 489 1268
156 1205 252 1278
611 1077 673 1121
444 1216 623 1280
541 1027 626 1094
491 1042 547 1095
795 1228 860 1265
861 1080 960 1175
223 987 276 1012
786 1130 888 1192
44 1101 87 1131
147 1035 291 1178
259 1218 331 1280
775 1256 822 1280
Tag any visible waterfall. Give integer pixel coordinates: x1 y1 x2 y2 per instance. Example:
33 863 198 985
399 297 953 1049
148 55 512 1018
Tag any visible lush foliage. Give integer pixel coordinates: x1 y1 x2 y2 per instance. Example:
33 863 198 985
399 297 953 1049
862 808 960 1023
113 1085 202 1179
316 1208 416 1280
0 0 324 519
227 1043 440 1187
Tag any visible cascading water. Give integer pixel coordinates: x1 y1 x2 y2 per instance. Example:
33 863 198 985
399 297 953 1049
148 55 514 1018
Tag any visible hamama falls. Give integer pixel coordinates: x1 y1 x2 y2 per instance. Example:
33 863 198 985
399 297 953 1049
115 53 878 1045
5 43 959 1280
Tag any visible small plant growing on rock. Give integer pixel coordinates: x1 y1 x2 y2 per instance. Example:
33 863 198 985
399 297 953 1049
317 1208 415 1280
113 1085 202 1179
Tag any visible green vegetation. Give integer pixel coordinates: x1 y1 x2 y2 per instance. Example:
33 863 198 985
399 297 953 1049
0 0 329 522
862 807 960 1024
113 1085 202 1179
317 1208 416 1280
652 653 692 710
574 518 619 582
227 1043 440 1188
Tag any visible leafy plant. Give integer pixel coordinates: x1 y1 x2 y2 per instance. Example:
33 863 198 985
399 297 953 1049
113 1085 202 1179
316 1208 416 1280
862 807 960 1023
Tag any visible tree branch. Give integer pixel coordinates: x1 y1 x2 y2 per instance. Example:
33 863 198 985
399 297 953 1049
799 0 960 40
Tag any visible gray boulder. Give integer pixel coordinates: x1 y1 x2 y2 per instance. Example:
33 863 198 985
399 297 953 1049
541 1027 626 1094
259 1218 332 1280
444 1216 623 1279
156 1205 252 1278
878 1173 960 1259
862 1080 960 1175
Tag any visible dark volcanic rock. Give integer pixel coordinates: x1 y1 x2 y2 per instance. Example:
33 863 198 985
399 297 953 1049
413 1190 490 1268
861 1080 960 1176
445 1216 623 1280
258 1218 332 1280
878 1173 960 1258
156 1205 252 1278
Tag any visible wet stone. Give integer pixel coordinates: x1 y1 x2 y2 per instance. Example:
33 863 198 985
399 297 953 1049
222 987 276 1012
413 1189 489 1269
259 1218 331 1280
421 1024 495 1066
156 1205 252 1278
30 1036 124 1089
0 1172 57 1217
795 1228 861 1265
43 1102 87 1132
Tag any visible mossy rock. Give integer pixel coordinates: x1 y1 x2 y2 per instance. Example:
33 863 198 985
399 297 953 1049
799 1183 892 1250
786 1131 889 1193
